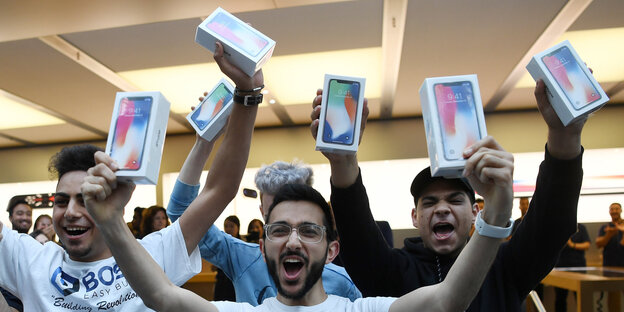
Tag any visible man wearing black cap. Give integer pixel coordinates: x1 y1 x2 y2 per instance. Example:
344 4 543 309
309 79 588 311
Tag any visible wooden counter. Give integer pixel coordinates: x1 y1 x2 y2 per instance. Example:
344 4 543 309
541 267 624 312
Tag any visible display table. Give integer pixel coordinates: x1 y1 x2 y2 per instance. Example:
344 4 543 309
541 267 624 312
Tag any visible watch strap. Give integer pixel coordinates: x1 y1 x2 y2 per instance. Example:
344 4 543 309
475 210 514 238
233 93 263 106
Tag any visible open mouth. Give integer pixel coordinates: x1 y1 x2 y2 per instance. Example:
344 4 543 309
433 223 454 240
282 257 305 280
64 226 89 237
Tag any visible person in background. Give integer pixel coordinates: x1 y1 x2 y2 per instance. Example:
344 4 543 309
554 223 590 312
139 205 170 238
127 207 144 238
595 202 624 312
6 198 31 234
213 215 241 301
29 229 50 244
33 214 56 243
245 219 263 244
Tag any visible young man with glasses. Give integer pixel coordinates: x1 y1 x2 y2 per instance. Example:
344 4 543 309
166 148 360 304
81 174 513 311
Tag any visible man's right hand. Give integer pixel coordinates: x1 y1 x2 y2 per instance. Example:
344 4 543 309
462 136 514 226
82 152 135 226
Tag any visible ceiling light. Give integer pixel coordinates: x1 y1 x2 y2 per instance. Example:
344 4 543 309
0 90 65 130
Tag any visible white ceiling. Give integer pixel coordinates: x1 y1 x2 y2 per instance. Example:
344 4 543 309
0 0 622 148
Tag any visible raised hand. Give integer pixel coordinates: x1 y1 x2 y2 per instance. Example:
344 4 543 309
81 151 135 226
462 136 514 225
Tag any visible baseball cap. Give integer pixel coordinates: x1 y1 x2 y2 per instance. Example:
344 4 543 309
410 167 476 204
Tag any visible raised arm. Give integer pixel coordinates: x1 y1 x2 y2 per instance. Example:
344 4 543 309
391 137 513 312
177 41 260 254
81 154 216 312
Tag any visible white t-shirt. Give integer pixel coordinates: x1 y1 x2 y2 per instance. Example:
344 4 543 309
0 221 201 311
212 294 396 312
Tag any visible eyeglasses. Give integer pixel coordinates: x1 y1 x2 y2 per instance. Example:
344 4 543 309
264 223 326 243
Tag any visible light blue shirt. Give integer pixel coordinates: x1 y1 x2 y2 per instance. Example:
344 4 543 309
167 180 362 306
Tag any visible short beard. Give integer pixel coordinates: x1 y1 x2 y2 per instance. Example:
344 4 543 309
265 247 327 300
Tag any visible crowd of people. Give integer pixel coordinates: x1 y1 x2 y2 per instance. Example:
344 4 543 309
0 37 619 312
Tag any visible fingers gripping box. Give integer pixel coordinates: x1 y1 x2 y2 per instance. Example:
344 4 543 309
186 78 234 142
526 40 608 126
105 91 170 185
419 75 487 178
315 74 366 154
196 7 276 77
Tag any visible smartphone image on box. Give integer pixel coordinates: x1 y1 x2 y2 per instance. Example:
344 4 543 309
542 46 602 110
190 83 233 131
110 96 152 170
322 79 360 146
206 12 269 57
434 81 481 161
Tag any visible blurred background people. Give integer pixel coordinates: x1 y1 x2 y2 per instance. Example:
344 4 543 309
33 214 55 243
139 205 170 238
213 215 241 301
127 207 145 238
245 218 263 244
554 224 590 312
6 198 31 234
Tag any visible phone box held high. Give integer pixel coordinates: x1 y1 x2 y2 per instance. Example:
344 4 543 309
420 74 487 178
315 74 366 154
186 78 234 142
105 91 170 185
196 7 275 77
526 40 608 126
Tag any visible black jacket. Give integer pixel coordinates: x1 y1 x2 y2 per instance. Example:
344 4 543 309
331 147 583 311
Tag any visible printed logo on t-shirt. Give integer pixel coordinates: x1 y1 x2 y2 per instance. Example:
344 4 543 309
49 263 140 311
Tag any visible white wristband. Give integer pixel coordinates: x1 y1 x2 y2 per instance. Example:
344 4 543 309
475 210 514 238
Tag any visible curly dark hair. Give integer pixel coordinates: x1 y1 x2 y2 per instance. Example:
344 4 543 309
48 144 103 179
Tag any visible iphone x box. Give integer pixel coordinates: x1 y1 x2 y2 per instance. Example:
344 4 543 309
196 7 275 77
105 91 170 185
526 40 608 126
315 74 366 154
186 78 234 141
420 75 487 178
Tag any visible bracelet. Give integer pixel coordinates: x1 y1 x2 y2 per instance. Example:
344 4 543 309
474 210 514 238
235 85 264 94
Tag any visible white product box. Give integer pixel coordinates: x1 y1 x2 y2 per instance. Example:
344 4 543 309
186 78 234 142
196 7 276 77
315 74 366 154
105 91 170 185
419 74 488 178
526 40 608 126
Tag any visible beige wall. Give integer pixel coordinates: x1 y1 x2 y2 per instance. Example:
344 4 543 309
1 104 623 206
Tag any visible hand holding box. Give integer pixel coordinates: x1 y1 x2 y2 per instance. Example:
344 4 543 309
315 74 366 154
187 78 235 141
196 7 275 77
526 40 608 126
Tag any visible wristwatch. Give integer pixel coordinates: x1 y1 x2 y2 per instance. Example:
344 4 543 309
475 210 514 238
234 85 264 106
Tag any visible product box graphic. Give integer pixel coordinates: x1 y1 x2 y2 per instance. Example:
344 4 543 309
105 91 170 185
315 74 366 154
186 78 234 142
526 40 608 126
419 74 487 178
196 7 276 77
